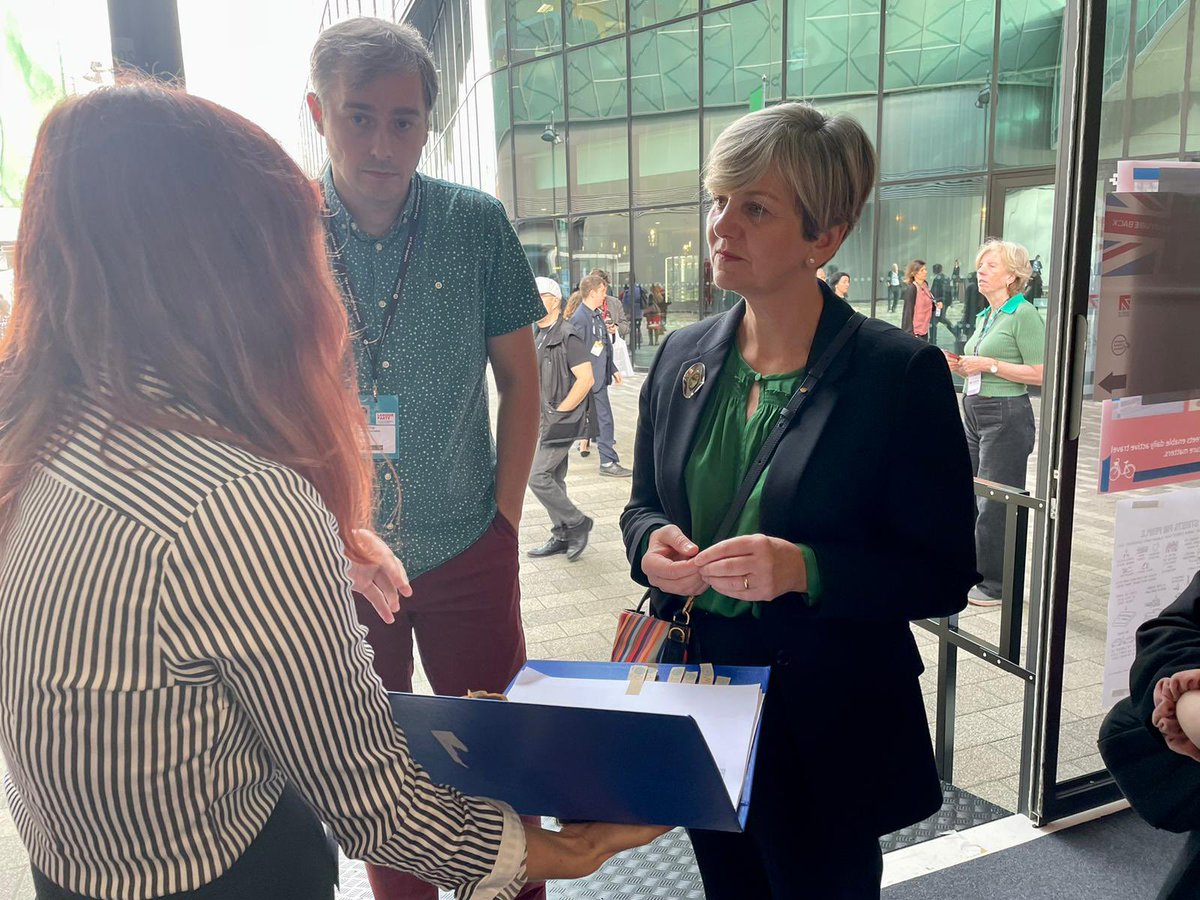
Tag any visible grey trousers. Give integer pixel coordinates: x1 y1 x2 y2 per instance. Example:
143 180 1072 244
529 441 587 536
963 393 1036 597
593 387 619 464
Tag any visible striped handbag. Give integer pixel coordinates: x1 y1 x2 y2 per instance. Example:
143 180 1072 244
610 593 694 664
609 312 866 667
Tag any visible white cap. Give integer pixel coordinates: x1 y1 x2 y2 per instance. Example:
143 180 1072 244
535 276 562 300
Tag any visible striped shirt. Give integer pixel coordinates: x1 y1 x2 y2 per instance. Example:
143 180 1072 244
0 390 526 900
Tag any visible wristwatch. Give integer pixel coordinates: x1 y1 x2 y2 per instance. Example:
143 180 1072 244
989 361 999 374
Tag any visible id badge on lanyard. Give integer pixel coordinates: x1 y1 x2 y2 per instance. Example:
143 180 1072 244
361 394 400 459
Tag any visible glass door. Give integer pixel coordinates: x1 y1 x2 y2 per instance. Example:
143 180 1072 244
989 172 1057 314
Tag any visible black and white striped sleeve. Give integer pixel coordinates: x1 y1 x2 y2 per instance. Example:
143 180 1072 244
156 465 527 900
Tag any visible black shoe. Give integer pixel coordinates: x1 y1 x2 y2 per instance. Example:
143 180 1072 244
527 537 568 558
599 462 632 478
566 517 593 561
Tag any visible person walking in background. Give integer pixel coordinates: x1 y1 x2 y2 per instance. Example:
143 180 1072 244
573 273 631 477
528 278 595 561
306 19 547 897
646 285 664 345
0 80 665 900
829 270 851 300
946 239 1045 607
900 259 934 340
622 101 977 900
887 262 902 312
1029 254 1044 300
929 262 951 346
589 268 628 342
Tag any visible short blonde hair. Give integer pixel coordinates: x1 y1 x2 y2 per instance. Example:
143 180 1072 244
703 102 876 241
975 239 1032 296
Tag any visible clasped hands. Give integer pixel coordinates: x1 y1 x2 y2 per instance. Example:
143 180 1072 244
944 352 997 377
641 524 807 602
1152 669 1200 763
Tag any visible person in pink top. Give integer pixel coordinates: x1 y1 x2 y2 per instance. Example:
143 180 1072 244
900 259 936 340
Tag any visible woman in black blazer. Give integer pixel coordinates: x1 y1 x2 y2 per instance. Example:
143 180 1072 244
620 103 978 898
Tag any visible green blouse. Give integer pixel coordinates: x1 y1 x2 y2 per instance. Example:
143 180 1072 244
683 345 823 618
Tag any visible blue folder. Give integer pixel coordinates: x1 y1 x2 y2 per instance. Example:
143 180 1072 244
387 659 770 832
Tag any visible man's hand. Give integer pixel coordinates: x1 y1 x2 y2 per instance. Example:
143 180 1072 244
347 529 412 624
641 525 706 597
691 534 807 602
613 371 623 386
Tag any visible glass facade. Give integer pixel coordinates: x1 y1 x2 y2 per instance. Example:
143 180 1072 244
302 0 1200 370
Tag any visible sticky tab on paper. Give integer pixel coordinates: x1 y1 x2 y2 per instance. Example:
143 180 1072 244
682 670 699 684
626 665 649 695
644 665 658 683
668 667 685 683
715 675 732 686
699 663 715 685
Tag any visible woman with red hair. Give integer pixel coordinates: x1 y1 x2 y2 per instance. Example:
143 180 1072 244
0 83 661 900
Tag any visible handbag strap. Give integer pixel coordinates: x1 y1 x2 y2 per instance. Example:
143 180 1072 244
639 310 866 618
707 310 866 546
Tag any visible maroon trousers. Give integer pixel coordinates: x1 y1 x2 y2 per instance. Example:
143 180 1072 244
355 514 545 900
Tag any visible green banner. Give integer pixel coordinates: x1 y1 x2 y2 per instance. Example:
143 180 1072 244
748 82 764 112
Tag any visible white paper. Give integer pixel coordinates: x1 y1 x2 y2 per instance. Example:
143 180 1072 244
964 373 981 396
1102 489 1200 708
508 668 764 807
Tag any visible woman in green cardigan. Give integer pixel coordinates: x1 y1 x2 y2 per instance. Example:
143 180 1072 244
947 240 1046 606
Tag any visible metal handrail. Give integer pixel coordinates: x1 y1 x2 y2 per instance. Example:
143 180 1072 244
914 477 1047 814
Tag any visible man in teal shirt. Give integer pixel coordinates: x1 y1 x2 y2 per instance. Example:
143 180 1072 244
307 18 545 899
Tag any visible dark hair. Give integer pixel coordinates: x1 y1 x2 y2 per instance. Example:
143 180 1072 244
1 83 373 557
310 17 439 115
588 268 610 285
831 272 851 287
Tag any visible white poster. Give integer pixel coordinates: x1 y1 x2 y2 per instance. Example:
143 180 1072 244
1103 489 1200 709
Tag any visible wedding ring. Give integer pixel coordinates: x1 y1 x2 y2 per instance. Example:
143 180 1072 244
743 576 750 591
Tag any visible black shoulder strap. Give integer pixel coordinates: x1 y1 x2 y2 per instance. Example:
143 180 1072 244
708 311 866 546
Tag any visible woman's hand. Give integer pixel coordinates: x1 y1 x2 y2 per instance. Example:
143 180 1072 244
958 355 997 377
1153 671 1200 762
641 525 707 597
691 534 807 602
346 529 412 624
525 822 670 881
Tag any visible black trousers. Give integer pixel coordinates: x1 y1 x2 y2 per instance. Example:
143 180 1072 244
962 394 1036 597
686 611 885 899
33 784 337 900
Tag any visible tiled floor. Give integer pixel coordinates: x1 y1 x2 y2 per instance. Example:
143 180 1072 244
0 320 1132 897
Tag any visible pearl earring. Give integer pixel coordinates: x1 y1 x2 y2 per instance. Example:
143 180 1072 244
807 257 816 267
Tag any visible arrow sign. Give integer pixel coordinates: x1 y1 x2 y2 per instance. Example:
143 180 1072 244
432 730 470 768
1099 372 1127 394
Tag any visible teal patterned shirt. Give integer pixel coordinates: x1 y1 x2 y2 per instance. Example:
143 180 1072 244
322 168 543 578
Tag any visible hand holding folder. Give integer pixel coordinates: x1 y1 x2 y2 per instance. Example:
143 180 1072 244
389 660 770 832
525 821 671 882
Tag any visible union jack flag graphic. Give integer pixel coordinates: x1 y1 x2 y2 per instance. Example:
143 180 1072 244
1102 193 1169 276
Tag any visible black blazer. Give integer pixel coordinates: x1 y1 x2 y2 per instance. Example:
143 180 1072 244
620 290 979 835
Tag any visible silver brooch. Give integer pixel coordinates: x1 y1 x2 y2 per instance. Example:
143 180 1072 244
682 363 706 399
